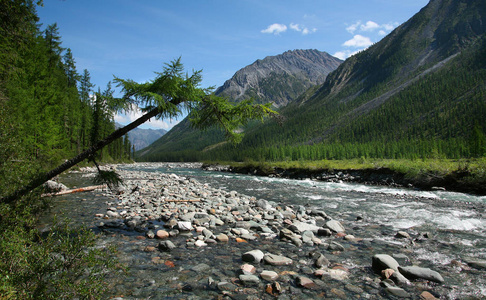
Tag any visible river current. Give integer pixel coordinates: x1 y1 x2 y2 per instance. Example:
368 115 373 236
44 163 486 299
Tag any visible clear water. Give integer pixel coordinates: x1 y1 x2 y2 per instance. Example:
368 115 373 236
43 163 486 299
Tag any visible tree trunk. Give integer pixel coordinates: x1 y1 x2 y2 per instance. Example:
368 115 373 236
1 107 160 205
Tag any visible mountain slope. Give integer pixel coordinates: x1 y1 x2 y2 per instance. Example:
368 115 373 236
137 49 342 159
201 0 486 161
141 0 486 162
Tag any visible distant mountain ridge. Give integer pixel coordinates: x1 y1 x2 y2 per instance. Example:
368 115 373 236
215 49 342 107
116 123 167 151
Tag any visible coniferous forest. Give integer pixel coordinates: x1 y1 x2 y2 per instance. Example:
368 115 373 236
0 1 130 297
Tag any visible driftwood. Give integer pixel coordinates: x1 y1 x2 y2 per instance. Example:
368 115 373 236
42 185 107 197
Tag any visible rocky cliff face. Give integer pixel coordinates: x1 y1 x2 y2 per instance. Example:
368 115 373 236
214 49 342 107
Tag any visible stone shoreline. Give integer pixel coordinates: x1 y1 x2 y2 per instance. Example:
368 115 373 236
202 163 486 196
81 163 484 299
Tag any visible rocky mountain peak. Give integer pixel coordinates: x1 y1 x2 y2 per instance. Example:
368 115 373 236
215 49 342 107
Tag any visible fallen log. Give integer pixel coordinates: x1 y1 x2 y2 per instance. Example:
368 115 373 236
42 184 107 197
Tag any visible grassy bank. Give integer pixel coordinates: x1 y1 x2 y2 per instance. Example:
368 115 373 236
206 158 486 195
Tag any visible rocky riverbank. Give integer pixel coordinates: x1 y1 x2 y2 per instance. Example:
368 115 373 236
202 163 486 196
76 163 486 299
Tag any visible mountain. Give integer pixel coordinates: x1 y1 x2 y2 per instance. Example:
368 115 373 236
137 49 342 160
140 0 486 162
215 49 342 108
197 0 485 161
116 123 167 151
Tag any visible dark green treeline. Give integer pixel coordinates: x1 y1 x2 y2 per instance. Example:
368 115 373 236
0 1 132 173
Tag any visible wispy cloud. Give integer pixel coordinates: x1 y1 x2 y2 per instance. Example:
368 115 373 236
262 22 316 35
289 23 317 35
261 23 287 35
346 20 399 34
337 20 399 60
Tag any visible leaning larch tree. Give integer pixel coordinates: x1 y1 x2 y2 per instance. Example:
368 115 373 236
1 58 276 204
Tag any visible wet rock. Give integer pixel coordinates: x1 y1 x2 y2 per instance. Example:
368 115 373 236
264 254 293 266
260 270 278 281
177 221 192 231
465 259 486 270
309 252 329 268
194 240 207 247
386 286 410 298
328 269 349 281
420 291 439 300
239 274 260 285
217 281 238 292
328 241 345 251
296 276 318 289
372 254 400 273
317 228 332 237
395 231 411 239
240 263 256 275
158 240 176 251
398 266 444 283
302 230 315 244
156 230 169 239
326 219 345 233
289 221 320 233
216 233 229 243
242 250 264 264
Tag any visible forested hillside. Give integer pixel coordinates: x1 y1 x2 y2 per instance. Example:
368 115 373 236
137 49 342 159
0 2 133 179
141 0 486 162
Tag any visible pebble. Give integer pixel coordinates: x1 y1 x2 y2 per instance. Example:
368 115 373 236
242 250 264 264
89 164 476 299
263 254 293 266
260 270 278 281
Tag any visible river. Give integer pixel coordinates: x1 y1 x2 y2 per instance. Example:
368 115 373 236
43 162 486 299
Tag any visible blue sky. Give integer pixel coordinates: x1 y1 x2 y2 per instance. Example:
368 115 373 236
37 0 429 130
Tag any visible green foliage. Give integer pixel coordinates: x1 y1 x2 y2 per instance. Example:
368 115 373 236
0 215 120 299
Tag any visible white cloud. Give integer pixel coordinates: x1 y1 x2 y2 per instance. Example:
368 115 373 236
346 20 398 35
378 30 387 36
342 35 373 48
264 23 316 35
261 23 287 35
114 105 180 130
346 21 360 34
360 21 379 31
289 23 300 31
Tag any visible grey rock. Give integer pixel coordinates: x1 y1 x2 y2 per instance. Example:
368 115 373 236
158 240 176 251
289 221 320 233
398 266 444 283
325 219 345 233
260 270 279 281
239 274 260 285
466 259 486 270
386 286 410 298
372 254 400 273
264 254 293 266
242 250 264 264
328 241 345 251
